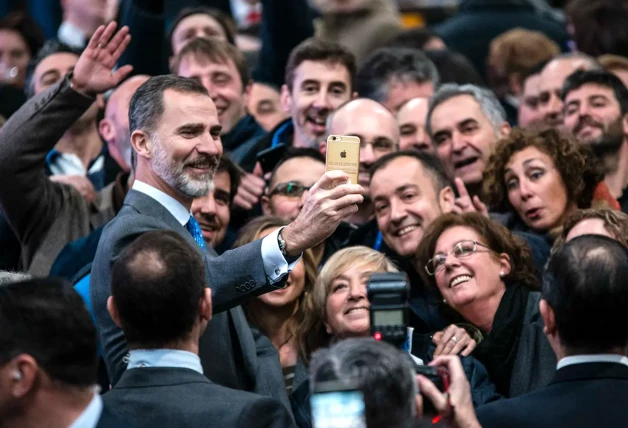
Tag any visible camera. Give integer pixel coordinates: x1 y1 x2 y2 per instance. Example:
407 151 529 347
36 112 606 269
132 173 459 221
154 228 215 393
367 273 409 348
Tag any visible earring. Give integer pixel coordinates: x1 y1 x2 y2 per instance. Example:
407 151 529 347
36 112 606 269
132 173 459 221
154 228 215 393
442 298 447 304
13 370 21 381
500 271 505 277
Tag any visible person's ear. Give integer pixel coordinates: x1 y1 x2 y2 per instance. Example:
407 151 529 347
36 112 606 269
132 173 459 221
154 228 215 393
99 118 115 144
324 322 333 335
438 186 456 214
131 130 152 161
200 288 213 323
351 91 358 99
9 354 38 398
539 299 557 337
498 253 511 277
242 80 252 107
280 84 292 114
261 194 272 216
499 122 511 138
508 73 522 97
107 296 123 328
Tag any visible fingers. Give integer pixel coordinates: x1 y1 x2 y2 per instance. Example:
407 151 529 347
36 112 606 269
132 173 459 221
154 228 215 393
233 195 253 211
417 375 448 412
428 355 467 384
107 25 129 55
433 325 457 357
88 25 106 49
460 339 476 357
113 65 133 84
314 170 349 191
241 173 265 196
97 22 118 48
451 204 463 215
326 182 364 201
472 195 489 217
111 32 131 62
454 178 469 199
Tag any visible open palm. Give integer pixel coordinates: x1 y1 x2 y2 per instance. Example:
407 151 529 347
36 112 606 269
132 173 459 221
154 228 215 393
72 22 133 95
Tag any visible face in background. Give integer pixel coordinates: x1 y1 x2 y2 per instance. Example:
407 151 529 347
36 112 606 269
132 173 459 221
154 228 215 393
256 226 306 308
62 0 115 30
32 52 99 123
145 90 223 199
397 98 432 152
191 169 231 248
248 82 287 131
384 78 434 114
518 73 543 127
430 94 508 190
324 262 379 339
538 58 593 128
504 146 572 231
281 60 353 149
171 13 228 55
563 83 626 155
100 75 150 171
176 54 247 135
326 99 399 192
0 29 30 87
432 226 510 310
371 156 454 257
565 218 614 242
262 156 326 221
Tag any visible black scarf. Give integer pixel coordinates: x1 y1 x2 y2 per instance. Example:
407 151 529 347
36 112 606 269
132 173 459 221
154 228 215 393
472 284 530 397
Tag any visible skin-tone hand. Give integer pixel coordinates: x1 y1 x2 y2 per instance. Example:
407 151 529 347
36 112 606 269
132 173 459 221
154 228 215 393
451 178 489 218
233 172 266 210
417 356 481 428
50 175 96 204
281 170 364 257
432 324 477 357
70 22 133 96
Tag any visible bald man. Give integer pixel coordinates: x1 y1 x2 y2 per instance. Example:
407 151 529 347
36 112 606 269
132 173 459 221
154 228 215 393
99 75 150 171
324 98 399 225
397 98 432 153
538 54 602 128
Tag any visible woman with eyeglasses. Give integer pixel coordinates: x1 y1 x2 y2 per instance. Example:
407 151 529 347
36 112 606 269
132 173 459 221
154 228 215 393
483 127 614 244
416 212 556 398
232 215 318 394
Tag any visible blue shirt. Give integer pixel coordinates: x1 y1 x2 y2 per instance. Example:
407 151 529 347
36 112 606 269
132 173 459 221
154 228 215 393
127 349 203 374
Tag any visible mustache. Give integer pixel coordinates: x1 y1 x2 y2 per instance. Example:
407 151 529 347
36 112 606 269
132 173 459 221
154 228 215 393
184 154 219 170
574 116 603 135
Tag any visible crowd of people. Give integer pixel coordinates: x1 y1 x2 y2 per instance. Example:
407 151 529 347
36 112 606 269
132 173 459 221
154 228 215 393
1 0 628 427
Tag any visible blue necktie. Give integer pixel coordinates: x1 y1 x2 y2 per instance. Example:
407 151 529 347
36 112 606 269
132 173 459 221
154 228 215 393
186 216 206 250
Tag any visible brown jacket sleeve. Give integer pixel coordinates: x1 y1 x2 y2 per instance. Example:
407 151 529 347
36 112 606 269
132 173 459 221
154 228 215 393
0 77 95 265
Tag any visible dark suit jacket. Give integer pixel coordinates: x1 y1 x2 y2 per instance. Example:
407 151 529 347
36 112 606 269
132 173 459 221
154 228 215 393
90 189 291 412
97 405 135 428
477 362 628 428
102 367 294 428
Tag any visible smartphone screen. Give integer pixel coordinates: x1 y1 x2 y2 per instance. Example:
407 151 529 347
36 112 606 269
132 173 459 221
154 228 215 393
325 135 360 185
311 389 366 428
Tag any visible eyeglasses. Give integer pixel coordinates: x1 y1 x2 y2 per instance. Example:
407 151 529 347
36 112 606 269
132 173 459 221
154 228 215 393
269 181 312 198
425 240 492 276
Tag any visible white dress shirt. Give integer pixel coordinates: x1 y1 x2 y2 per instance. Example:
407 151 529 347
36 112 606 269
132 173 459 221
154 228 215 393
132 180 299 284
557 354 628 370
68 393 103 428
58 21 87 49
127 349 204 374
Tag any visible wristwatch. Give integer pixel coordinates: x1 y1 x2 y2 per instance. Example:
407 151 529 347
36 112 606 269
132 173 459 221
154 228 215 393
277 227 300 263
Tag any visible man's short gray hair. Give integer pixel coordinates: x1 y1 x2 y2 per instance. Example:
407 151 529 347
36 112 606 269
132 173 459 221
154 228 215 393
426 83 506 137
310 338 417 428
0 271 32 286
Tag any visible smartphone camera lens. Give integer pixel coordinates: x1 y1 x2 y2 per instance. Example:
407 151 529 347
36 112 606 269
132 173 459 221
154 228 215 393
332 136 337 140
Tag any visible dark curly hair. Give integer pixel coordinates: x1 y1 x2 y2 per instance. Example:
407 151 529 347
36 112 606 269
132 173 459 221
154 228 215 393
415 212 540 296
483 127 604 215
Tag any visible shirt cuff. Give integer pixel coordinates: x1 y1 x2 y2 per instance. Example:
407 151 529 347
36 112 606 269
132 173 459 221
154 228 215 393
261 227 302 285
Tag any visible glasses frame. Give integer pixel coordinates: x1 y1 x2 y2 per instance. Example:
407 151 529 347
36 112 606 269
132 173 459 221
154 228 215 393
425 240 492 276
268 181 312 198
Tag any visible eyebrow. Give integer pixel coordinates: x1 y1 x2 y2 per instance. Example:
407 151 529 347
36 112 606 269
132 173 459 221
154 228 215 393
176 123 205 134
457 118 478 128
210 124 223 134
589 95 610 103
39 69 60 83
395 184 419 194
504 158 544 173
214 188 231 198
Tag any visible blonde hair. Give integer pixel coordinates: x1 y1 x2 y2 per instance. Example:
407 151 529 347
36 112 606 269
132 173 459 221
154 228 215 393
298 246 398 362
489 28 560 76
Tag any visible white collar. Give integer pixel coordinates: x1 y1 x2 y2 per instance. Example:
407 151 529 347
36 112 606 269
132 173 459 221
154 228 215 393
557 354 628 370
58 21 87 49
127 349 203 374
132 180 190 226
68 393 102 428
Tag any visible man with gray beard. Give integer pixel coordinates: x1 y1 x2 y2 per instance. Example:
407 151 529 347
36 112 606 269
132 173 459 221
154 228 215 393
87 23 364 414
562 70 628 212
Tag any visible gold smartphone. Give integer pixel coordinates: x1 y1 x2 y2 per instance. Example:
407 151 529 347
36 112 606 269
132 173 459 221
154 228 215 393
325 135 360 185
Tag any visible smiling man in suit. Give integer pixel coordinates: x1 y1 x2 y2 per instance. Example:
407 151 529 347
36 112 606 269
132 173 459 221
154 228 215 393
103 230 293 428
477 234 628 428
78 22 362 411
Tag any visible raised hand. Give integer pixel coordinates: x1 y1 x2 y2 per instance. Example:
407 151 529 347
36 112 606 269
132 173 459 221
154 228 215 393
71 22 133 96
452 178 489 218
281 170 364 257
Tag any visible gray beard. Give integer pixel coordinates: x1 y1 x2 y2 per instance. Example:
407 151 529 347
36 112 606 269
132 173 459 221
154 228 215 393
151 142 214 198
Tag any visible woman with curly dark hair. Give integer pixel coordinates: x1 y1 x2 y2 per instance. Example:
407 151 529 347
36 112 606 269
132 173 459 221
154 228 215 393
416 212 556 398
483 127 609 242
